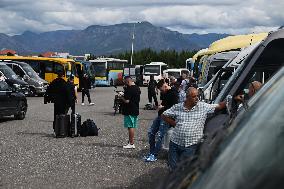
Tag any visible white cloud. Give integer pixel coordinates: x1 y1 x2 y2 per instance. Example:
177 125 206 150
0 0 282 35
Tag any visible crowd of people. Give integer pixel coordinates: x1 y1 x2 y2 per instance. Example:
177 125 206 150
46 70 262 172
118 72 228 171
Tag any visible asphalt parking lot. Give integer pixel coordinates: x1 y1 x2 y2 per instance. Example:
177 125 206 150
0 87 168 189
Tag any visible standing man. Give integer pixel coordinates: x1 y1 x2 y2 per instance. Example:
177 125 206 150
81 74 94 106
66 75 78 114
148 75 159 107
121 76 141 149
161 87 226 171
45 70 72 132
144 79 179 162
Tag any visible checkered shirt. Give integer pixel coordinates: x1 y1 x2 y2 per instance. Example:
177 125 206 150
163 102 218 147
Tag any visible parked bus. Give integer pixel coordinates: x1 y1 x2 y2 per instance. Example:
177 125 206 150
0 56 80 86
89 58 128 86
192 32 268 79
143 62 167 85
123 65 144 86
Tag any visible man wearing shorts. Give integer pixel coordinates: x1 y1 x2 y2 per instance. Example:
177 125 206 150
121 76 141 149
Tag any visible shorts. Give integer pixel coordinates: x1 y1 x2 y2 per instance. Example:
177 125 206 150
124 115 138 128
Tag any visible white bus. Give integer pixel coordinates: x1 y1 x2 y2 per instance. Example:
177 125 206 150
143 62 167 85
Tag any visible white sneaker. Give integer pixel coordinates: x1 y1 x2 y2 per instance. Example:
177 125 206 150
89 102 94 106
123 143 135 149
81 103 85 106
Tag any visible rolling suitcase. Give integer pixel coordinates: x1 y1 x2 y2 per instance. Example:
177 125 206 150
70 113 81 137
54 114 70 138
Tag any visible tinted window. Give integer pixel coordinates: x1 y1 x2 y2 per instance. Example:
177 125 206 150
54 63 64 74
0 81 10 91
13 65 25 77
45 62 53 73
93 62 106 77
144 65 160 75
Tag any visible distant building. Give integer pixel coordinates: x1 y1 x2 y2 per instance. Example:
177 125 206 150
40 52 70 58
40 51 56 57
0 49 17 56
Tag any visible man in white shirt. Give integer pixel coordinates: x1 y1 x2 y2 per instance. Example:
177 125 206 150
161 87 226 171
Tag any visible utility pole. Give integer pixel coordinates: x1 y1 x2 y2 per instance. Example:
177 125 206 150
130 23 135 65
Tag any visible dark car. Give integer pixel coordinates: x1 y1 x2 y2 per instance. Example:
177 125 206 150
0 80 28 120
0 62 31 96
2 61 48 96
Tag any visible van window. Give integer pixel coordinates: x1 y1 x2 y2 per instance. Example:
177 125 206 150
13 65 25 77
54 63 64 74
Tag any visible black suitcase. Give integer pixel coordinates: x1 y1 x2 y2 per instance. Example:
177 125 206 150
54 114 70 138
70 113 81 137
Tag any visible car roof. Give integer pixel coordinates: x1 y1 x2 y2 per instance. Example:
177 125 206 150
1 60 29 66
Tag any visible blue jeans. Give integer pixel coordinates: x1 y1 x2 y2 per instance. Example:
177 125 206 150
148 116 169 156
168 141 197 171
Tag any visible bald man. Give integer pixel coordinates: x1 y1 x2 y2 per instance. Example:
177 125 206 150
235 81 262 102
161 87 226 171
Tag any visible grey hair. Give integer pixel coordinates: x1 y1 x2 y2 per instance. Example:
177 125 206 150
186 87 198 96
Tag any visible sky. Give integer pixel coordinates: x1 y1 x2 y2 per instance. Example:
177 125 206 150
0 0 283 35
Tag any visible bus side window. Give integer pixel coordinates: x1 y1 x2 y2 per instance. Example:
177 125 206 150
71 63 77 77
54 63 64 74
45 62 53 73
161 65 167 74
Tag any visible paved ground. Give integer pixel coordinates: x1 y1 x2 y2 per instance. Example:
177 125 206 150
0 87 169 189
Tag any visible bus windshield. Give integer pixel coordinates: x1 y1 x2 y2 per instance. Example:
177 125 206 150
94 62 106 77
0 65 19 79
144 65 160 75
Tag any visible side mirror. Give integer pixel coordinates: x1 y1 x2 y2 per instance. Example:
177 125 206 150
226 95 233 116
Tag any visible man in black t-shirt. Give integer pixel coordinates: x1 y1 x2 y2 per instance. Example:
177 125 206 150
148 75 158 107
121 76 141 149
144 79 179 162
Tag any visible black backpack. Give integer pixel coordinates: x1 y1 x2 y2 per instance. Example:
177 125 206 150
80 119 99 137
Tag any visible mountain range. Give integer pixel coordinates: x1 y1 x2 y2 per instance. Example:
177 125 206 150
0 22 229 55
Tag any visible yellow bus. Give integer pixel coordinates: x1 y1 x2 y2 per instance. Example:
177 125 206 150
192 32 268 79
0 56 80 86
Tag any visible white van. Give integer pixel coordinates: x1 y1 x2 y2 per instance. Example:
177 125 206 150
164 68 190 79
143 62 167 85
